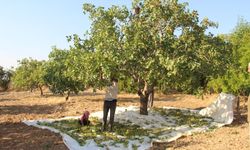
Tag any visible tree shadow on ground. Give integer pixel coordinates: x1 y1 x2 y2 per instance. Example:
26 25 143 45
0 103 64 115
0 122 67 150
0 98 20 102
226 104 248 127
90 96 178 103
43 91 104 99
230 113 248 127
90 97 140 103
118 98 139 103
119 95 179 103
164 138 205 150
80 92 104 96
150 135 205 150
153 96 178 102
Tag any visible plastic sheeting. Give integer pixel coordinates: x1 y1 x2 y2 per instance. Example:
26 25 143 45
23 93 235 150
199 93 235 124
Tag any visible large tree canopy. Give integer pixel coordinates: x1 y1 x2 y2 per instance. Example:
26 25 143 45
67 0 231 114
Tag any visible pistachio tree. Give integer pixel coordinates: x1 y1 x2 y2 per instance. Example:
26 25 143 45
12 58 45 95
44 47 85 100
70 0 230 115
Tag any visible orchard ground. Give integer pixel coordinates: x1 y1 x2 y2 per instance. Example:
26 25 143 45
0 89 249 150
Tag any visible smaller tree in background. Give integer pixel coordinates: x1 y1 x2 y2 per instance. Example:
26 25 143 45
12 58 46 96
209 19 250 95
208 19 250 113
44 47 85 100
0 66 12 91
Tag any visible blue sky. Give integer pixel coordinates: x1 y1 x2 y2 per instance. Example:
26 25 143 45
0 0 250 69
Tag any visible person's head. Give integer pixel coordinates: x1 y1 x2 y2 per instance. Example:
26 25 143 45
111 77 118 83
83 110 90 117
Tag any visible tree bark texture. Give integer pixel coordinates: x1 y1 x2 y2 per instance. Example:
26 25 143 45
65 90 70 101
139 92 148 115
39 85 43 96
138 81 154 115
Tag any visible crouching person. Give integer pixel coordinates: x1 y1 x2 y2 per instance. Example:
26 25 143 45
79 110 90 126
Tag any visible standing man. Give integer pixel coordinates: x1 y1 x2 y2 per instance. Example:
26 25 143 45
102 78 118 132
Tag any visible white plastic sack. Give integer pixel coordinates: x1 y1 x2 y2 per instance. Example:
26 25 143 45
199 93 235 124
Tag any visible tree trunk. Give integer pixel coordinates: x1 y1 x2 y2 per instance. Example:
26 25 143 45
248 95 250 138
248 95 250 123
137 82 154 115
138 90 148 115
236 96 240 117
66 90 70 101
148 89 154 108
39 85 44 96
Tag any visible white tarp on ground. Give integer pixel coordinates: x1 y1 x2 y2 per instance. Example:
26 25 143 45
23 93 235 150
199 93 235 124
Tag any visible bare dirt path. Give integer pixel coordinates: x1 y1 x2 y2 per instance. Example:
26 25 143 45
0 91 249 150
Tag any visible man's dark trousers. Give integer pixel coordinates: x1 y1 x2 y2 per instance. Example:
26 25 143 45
103 99 117 131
